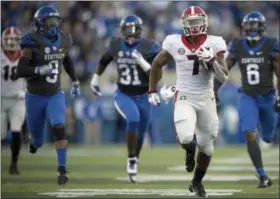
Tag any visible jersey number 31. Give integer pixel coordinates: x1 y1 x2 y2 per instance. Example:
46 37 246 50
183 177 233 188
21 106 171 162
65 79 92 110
119 64 141 85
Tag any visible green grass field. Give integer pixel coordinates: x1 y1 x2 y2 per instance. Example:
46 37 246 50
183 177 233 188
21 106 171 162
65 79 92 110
1 145 279 198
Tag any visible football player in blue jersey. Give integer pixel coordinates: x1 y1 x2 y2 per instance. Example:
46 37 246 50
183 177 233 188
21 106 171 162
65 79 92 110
17 6 80 185
90 15 161 183
226 11 279 188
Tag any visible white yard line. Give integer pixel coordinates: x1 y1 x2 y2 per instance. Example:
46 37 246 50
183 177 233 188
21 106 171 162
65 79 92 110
39 188 242 198
168 165 279 172
116 175 278 182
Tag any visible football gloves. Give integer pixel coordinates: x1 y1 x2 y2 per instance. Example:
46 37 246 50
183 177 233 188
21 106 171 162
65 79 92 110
160 84 177 103
131 49 151 72
148 91 160 106
35 65 56 76
71 81 81 98
90 74 102 96
196 46 216 63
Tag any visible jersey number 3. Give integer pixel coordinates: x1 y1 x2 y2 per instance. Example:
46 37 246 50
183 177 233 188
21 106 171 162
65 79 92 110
246 64 260 85
46 60 59 83
119 64 141 85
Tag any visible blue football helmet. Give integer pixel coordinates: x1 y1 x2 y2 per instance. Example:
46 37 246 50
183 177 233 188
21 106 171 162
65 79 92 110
242 11 266 41
120 15 143 40
34 6 62 37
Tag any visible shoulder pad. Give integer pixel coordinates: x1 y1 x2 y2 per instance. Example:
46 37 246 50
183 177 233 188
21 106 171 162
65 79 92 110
227 37 240 54
147 40 161 56
107 37 122 54
267 37 280 55
20 33 37 49
61 31 73 49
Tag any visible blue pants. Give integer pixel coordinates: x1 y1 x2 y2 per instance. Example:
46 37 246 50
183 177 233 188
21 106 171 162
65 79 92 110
114 89 151 145
25 91 66 147
238 90 278 143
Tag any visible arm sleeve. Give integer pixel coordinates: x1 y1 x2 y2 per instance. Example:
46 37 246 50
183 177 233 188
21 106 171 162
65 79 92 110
99 51 114 68
63 54 78 82
16 56 36 78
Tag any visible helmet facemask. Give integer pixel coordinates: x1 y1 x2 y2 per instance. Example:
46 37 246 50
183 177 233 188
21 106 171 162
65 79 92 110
37 16 62 37
121 24 142 45
242 21 265 41
2 36 21 51
180 15 208 36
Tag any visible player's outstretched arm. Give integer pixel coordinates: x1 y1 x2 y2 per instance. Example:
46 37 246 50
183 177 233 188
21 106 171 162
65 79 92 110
63 53 80 97
63 53 78 82
16 48 35 78
90 52 113 96
149 50 172 92
148 50 171 106
212 53 228 82
225 53 236 71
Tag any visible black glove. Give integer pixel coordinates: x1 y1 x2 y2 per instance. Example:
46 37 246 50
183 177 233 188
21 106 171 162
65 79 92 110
273 96 280 112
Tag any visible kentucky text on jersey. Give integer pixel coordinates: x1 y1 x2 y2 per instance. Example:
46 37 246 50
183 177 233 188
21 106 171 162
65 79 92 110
117 57 137 65
44 53 65 60
241 57 265 64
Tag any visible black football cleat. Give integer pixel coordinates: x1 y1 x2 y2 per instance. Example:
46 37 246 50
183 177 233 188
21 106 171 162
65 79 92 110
57 166 69 186
189 183 207 198
29 142 37 154
257 175 272 188
185 146 196 173
9 164 20 175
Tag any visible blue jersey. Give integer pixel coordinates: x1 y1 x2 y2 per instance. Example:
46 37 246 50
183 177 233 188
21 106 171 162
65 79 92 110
20 31 72 95
228 36 279 96
107 37 161 95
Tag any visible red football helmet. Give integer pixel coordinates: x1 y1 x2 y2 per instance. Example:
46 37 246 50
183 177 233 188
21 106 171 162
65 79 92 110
2 27 22 51
180 6 208 36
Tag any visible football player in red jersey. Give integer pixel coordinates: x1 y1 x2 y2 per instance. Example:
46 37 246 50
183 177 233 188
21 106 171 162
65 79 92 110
149 6 228 197
1 27 26 175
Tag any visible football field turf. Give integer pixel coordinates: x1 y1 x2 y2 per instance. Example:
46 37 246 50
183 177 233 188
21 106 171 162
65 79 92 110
1 145 279 198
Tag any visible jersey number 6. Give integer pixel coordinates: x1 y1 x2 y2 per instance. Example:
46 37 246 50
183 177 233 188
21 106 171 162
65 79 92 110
246 64 260 85
46 60 59 83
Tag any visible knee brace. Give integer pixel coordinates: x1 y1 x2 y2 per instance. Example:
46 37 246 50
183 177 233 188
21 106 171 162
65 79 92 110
52 124 67 141
126 121 139 133
198 142 214 156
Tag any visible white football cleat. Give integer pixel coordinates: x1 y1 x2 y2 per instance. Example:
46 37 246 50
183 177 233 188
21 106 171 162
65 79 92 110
127 157 138 183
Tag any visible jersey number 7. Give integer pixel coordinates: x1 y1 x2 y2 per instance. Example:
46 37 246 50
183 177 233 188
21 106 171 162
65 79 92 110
187 55 212 75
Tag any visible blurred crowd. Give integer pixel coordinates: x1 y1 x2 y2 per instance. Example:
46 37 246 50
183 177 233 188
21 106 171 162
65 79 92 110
1 1 279 145
2 1 279 78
